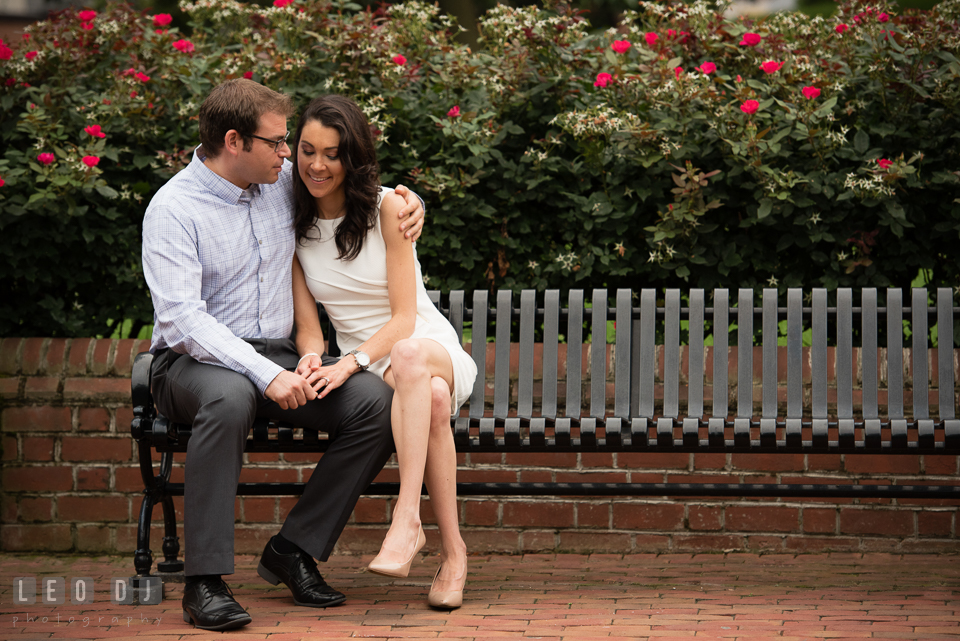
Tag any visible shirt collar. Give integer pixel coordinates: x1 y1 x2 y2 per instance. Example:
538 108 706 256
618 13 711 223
190 145 263 205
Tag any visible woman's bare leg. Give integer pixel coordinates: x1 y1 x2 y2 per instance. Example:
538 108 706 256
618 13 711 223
423 376 467 592
374 339 454 566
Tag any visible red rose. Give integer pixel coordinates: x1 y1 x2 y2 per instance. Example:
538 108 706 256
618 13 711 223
835 24 849 33
644 32 658 46
274 0 294 6
613 39 632 53
802 86 820 100
759 60 783 74
739 32 761 46
0 176 5 187
447 105 460 117
78 10 97 22
82 155 100 168
136 72 150 82
25 51 38 60
243 71 253 79
594 72 612 88
152 13 173 27
392 54 406 65
173 39 195 53
0 41 11 61
878 12 889 22
877 158 893 169
674 67 683 80
697 62 716 75
37 152 55 165
740 100 759 115
84 124 106 138
81 22 94 31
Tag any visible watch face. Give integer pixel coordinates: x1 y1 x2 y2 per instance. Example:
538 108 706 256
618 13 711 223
355 351 371 368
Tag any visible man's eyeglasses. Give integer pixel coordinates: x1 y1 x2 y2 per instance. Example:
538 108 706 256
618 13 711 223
249 132 289 153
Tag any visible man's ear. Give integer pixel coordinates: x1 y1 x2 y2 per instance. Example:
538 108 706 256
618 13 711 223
222 129 244 157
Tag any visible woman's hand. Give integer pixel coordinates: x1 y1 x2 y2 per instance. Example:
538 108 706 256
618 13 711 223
393 184 425 242
311 357 358 398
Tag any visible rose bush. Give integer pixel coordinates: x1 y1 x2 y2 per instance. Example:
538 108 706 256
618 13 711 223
1 0 958 337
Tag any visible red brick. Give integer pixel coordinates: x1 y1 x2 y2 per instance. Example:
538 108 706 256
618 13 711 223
470 452 504 465
693 453 728 470
746 535 784 552
77 407 110 433
0 338 22 375
633 534 672 552
2 434 16 461
612 502 685 530
0 377 19 399
76 525 113 552
21 338 46 375
554 471 627 483
59 496 130 522
115 524 170 553
580 453 613 468
239 467 299 483
457 469 517 483
352 497 388 523
687 505 723 531
43 338 68 375
67 338 93 375
247 452 282 463
243 497 277 523
558 530 632 553
803 507 837 534
576 502 610 527
1 495 17 523
807 454 843 471
502 452 577 468
845 454 920 475
840 508 914 536
61 436 132 462
618 452 690 470
278 497 298 521
372 467 400 484
918 511 953 537
463 500 499 526
115 407 134 435
115 466 145 492
91 339 113 376
77 467 110 490
1 524 72 551
21 436 54 461
3 466 73 491
503 501 574 527
519 470 554 483
462 528 520 553
63 377 130 401
113 339 138 376
233 525 276 554
731 453 805 472
672 533 746 552
282 452 322 464
520 530 557 552
20 497 54 522
924 456 958 475
784 535 859 552
2 406 71 432
726 506 799 533
23 376 59 399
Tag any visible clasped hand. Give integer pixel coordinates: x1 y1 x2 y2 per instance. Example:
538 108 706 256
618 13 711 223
267 353 356 405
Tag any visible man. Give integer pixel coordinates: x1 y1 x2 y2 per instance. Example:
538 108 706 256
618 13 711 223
141 79 425 631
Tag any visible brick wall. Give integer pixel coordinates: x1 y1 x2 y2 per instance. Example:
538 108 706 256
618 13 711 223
1 337 958 558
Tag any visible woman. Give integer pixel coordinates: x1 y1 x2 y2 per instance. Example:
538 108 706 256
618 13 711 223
289 95 476 610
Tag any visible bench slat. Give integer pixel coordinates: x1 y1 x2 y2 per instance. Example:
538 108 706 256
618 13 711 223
887 289 904 420
542 290 560 419
638 289 656 419
468 290 488 419
812 289 827 419
912 288 929 421
518 290 536 418
566 290 584 418
837 288 853 419
737 289 753 419
664 289 680 419
494 290 512 419
688 289 705 419
862 288 879 420
939 288 956 420
787 289 802 419
713 289 729 418
762 288 777 419
590 289 608 419
449 290 465 344
614 289 633 419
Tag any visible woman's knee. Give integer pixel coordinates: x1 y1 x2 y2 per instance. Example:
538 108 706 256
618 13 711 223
390 339 429 382
429 377 452 435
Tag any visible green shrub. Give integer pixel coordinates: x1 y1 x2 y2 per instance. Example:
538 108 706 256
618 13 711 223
1 0 958 337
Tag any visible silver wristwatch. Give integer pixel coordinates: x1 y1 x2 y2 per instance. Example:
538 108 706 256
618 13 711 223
347 349 371 371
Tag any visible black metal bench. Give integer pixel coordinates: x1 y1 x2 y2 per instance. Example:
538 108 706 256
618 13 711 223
129 287 960 576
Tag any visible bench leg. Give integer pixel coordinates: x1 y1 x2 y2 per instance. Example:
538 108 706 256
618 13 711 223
157 495 184 573
134 493 156 577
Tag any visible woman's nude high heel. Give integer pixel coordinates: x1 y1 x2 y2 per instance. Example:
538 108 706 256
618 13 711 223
367 525 426 578
427 559 466 610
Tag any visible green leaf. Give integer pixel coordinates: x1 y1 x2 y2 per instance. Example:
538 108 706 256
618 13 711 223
854 130 870 154
757 199 773 219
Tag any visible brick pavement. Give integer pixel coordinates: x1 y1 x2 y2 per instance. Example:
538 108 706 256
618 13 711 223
1 552 958 640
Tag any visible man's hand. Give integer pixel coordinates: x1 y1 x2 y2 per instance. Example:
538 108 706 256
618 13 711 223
393 184 425 242
265 370 317 410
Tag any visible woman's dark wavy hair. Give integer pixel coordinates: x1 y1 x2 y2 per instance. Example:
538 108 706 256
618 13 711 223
292 94 380 261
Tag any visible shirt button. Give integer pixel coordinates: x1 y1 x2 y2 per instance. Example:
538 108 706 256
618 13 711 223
261 277 264 282
258 239 262 245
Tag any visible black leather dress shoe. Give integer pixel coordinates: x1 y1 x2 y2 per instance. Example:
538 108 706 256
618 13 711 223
258 535 347 608
181 577 252 631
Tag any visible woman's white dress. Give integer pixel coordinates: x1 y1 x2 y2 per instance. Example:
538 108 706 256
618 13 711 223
295 187 477 414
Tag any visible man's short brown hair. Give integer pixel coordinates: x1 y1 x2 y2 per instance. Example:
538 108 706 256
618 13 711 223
198 79 294 157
